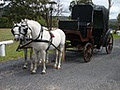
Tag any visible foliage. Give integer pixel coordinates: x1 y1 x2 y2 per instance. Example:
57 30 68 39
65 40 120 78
109 19 117 30
36 16 47 26
117 13 120 23
0 0 65 28
2 0 51 26
53 0 63 17
117 13 120 30
0 17 12 28
112 33 120 39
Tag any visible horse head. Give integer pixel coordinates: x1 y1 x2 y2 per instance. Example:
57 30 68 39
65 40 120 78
11 22 21 41
20 19 32 40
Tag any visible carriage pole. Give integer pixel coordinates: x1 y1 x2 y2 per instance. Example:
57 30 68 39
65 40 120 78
48 1 57 30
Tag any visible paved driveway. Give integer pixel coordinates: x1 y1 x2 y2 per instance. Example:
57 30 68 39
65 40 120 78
0 39 120 90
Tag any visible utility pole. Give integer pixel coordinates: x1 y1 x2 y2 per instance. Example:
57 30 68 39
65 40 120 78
48 1 57 30
108 0 114 13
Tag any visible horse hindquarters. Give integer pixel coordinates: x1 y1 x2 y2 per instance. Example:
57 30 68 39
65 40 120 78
53 29 66 69
57 44 65 69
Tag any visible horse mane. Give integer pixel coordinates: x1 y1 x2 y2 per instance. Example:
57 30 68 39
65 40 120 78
24 19 58 31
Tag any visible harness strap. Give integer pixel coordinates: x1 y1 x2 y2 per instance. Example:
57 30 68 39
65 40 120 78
18 39 61 52
16 41 23 51
16 26 43 51
45 31 53 52
17 26 61 53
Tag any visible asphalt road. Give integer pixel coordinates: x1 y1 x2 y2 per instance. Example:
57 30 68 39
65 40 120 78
0 39 120 90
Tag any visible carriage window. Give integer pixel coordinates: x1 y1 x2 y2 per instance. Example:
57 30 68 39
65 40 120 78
93 11 104 29
72 5 93 23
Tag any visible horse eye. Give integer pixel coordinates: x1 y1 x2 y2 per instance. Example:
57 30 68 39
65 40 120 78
24 29 28 34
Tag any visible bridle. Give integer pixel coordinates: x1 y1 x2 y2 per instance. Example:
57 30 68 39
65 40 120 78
20 24 29 36
16 22 43 50
15 21 61 52
11 24 21 36
20 23 42 40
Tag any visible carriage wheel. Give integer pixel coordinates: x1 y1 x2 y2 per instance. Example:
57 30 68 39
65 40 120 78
105 33 113 54
83 43 93 63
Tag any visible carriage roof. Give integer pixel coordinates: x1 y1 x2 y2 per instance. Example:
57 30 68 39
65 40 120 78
72 4 109 31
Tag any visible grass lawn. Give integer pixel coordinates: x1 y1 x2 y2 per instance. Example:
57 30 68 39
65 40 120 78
113 33 120 39
0 29 120 62
0 29 24 61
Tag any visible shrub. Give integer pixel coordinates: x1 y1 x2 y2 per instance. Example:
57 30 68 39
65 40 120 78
0 17 12 28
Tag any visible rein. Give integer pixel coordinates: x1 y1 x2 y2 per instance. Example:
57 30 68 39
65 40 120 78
18 39 61 52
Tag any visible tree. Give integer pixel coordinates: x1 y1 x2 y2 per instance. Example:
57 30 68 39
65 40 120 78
51 0 63 27
117 13 120 23
1 0 64 28
54 0 63 17
3 0 50 24
117 13 120 30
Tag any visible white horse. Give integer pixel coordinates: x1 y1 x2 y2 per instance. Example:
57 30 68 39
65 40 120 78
11 23 33 69
20 19 66 74
11 22 49 68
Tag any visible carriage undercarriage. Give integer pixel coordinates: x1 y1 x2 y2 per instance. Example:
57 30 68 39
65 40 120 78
63 29 113 62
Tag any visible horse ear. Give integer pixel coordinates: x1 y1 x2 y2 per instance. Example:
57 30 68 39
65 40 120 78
19 22 22 25
13 22 17 26
24 19 28 23
21 19 24 23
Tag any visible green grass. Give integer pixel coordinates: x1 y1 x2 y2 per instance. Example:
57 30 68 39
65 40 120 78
113 33 120 39
0 29 24 61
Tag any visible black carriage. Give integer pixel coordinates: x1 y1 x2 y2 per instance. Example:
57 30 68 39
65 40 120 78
59 4 113 62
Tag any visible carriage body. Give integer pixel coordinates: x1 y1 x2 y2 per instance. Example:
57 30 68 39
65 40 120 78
59 4 113 62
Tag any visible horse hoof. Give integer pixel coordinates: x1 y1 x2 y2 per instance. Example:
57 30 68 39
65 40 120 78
46 60 49 64
41 71 46 74
57 66 61 69
39 61 42 64
31 71 36 74
54 65 57 69
23 66 27 69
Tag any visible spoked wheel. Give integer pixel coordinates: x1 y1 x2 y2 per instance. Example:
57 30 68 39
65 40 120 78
105 33 113 54
83 43 93 63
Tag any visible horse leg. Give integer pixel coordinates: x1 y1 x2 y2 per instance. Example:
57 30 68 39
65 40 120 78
23 48 28 69
54 50 59 69
61 45 65 61
57 45 65 69
46 52 49 63
39 53 48 64
30 48 33 71
38 53 42 64
30 47 33 61
31 50 39 74
41 51 46 74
